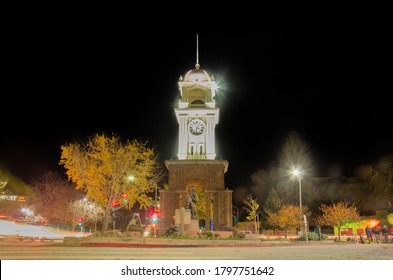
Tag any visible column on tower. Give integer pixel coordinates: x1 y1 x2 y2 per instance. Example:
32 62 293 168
205 118 216 160
177 118 187 160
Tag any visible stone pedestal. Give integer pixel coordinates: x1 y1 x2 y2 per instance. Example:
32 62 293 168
186 219 199 231
185 219 200 237
175 208 190 235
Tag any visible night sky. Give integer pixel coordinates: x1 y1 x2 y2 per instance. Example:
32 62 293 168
2 2 391 190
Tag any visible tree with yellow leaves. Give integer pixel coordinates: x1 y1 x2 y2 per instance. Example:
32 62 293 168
243 194 261 235
319 201 360 241
59 133 163 232
266 204 302 238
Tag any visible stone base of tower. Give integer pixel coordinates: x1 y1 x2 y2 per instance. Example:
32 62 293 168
159 160 233 234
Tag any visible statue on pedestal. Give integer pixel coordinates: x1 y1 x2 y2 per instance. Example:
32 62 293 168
184 187 198 219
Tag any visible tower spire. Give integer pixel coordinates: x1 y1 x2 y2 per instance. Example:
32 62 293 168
195 34 200 69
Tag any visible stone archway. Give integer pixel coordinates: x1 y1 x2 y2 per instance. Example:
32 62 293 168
184 178 206 192
161 159 232 232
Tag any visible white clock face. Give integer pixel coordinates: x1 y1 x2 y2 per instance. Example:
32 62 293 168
188 119 205 135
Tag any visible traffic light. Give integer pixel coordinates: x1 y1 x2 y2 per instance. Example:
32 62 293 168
151 213 158 238
122 194 128 204
151 212 158 223
77 217 84 226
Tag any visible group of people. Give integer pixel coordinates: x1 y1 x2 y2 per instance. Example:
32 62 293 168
365 225 391 243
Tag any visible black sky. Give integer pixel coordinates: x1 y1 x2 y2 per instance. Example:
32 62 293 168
1 2 392 188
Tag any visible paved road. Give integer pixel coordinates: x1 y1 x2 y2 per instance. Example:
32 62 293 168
0 240 392 260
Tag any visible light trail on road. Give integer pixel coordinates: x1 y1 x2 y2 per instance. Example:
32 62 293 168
0 219 89 239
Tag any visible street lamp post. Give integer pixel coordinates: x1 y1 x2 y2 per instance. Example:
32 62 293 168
293 169 308 242
293 170 302 212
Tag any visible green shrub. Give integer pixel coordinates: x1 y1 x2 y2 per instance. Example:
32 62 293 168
299 232 328 241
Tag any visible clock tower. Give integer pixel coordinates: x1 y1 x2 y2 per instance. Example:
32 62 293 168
159 36 233 234
175 62 219 160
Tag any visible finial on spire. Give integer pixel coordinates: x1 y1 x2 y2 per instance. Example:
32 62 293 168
195 34 200 69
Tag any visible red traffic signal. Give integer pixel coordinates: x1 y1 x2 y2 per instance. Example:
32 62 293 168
78 217 83 222
151 212 158 223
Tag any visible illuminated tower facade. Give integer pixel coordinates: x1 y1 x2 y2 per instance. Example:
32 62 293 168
159 36 233 233
175 62 218 160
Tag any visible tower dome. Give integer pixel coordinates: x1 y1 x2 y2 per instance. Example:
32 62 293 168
183 64 211 82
